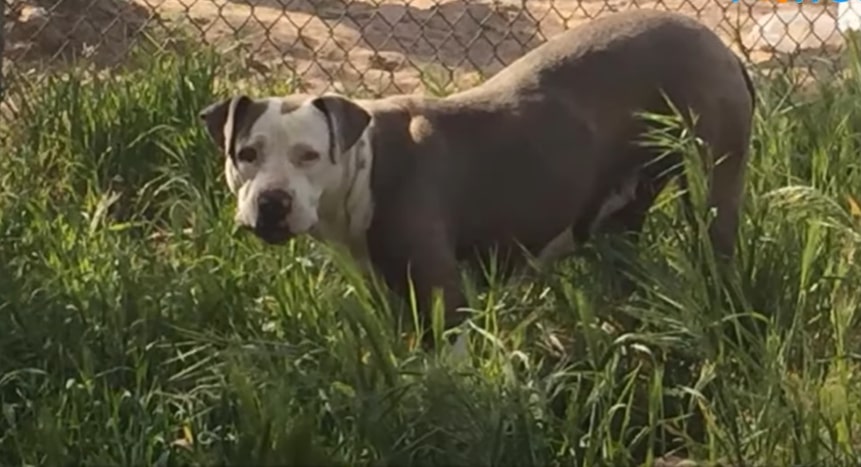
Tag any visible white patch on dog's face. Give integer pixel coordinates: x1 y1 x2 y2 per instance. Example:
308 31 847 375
226 98 347 242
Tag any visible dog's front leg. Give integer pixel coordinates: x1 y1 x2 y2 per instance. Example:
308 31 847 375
396 236 467 349
370 215 468 349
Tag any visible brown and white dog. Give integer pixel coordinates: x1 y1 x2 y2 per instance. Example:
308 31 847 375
199 9 755 341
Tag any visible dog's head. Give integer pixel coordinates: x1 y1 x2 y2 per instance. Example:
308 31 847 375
199 93 372 244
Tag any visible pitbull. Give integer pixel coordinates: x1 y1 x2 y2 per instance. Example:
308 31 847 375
199 9 755 337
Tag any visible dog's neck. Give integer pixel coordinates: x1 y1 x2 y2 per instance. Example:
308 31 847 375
312 127 375 272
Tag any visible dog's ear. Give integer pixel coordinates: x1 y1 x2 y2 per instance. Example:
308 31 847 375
199 96 252 151
311 94 371 163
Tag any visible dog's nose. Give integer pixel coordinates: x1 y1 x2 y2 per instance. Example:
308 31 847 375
257 189 292 227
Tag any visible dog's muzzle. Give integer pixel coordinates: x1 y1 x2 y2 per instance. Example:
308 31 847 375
252 189 295 245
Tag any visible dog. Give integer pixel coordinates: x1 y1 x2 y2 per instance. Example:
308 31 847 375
199 9 755 342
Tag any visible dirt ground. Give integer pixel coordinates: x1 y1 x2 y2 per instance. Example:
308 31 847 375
3 0 850 95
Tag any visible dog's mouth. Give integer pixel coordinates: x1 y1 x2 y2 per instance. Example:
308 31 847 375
253 224 295 245
241 216 295 245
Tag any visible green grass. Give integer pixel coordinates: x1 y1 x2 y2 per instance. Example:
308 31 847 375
1 43 860 467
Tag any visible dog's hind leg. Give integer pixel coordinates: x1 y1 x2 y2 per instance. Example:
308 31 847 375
588 172 665 243
704 138 750 260
677 112 752 260
560 176 653 330
535 229 578 269
594 170 674 262
534 174 643 271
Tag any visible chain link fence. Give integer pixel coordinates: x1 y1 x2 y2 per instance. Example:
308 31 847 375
1 0 859 119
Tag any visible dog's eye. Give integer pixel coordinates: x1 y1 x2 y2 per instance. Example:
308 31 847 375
299 150 320 164
237 147 257 163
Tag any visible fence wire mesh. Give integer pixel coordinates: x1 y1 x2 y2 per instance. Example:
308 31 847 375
1 0 859 118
